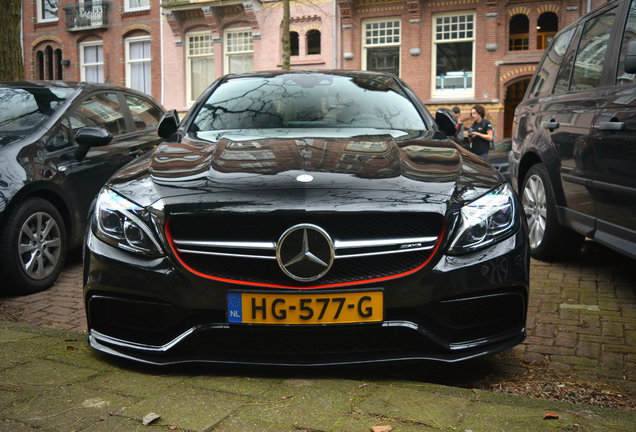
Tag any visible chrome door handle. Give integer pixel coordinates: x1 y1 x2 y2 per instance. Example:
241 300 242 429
541 121 560 131
597 121 625 131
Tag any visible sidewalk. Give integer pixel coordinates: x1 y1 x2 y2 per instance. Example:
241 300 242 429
1 322 635 432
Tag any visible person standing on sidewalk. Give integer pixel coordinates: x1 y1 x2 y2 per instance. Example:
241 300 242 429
468 104 493 161
451 106 466 147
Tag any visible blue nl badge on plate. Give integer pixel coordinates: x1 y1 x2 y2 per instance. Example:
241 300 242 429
227 293 243 323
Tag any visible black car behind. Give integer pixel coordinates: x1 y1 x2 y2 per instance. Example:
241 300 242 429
84 71 529 366
0 81 165 294
511 0 636 260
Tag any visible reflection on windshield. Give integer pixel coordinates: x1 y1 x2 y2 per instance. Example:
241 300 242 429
0 86 75 136
191 73 427 133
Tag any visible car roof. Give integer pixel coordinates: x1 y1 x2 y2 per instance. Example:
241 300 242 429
222 69 399 80
0 80 159 100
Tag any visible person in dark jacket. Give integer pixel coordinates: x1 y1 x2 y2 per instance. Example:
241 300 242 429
451 106 466 147
468 104 493 161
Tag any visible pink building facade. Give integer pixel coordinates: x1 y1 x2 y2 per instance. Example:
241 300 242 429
160 0 337 110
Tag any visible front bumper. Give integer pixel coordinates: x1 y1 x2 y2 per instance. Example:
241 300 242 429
84 228 529 366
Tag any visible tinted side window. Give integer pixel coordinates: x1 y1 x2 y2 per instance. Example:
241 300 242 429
553 26 582 95
70 93 127 136
617 0 636 85
528 27 576 98
124 94 162 130
570 7 617 91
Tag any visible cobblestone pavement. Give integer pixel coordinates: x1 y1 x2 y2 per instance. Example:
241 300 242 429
1 242 635 399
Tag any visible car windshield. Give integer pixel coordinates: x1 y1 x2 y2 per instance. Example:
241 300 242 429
190 73 427 134
0 86 76 137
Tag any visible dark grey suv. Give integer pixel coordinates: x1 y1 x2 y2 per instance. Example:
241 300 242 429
511 0 636 260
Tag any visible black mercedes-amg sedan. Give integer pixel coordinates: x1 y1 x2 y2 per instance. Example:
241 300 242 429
84 71 529 366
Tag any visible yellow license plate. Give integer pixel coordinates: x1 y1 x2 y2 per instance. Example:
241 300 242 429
227 291 383 325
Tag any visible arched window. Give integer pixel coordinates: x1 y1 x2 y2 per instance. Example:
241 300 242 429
36 51 45 79
55 49 63 80
307 30 321 55
45 46 54 79
290 31 299 56
509 14 529 51
537 12 558 50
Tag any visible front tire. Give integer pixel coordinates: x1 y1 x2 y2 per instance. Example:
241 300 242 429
521 164 584 260
0 198 67 295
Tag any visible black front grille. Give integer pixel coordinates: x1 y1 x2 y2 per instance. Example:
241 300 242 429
168 212 444 286
169 212 442 242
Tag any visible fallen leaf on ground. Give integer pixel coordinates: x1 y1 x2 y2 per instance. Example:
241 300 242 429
371 426 392 432
281 395 293 400
142 412 161 425
543 412 559 420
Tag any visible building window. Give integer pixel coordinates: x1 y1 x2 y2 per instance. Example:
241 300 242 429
45 46 54 79
80 42 104 83
509 14 529 50
126 36 152 94
224 28 254 74
187 32 214 104
362 18 400 76
37 0 58 22
537 12 558 50
307 30 321 55
36 51 44 79
124 0 150 12
54 49 63 80
433 12 474 96
290 31 299 56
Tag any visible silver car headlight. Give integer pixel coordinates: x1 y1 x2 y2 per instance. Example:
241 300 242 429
448 184 517 255
93 188 164 257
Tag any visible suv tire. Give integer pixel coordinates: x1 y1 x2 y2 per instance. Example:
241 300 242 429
521 164 584 260
0 198 67 295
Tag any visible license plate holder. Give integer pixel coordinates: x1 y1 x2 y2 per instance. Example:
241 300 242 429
227 290 383 325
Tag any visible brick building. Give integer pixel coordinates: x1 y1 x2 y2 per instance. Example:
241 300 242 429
22 0 605 138
22 0 163 101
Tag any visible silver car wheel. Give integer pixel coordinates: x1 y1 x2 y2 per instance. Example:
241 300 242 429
18 211 62 280
522 174 547 250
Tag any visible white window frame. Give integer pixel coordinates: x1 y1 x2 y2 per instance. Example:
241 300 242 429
79 41 104 83
223 27 254 75
124 0 150 13
186 31 214 106
125 36 152 94
37 0 58 23
431 11 475 98
361 18 401 76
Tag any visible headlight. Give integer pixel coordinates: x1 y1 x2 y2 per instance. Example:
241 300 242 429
93 188 164 257
448 184 517 254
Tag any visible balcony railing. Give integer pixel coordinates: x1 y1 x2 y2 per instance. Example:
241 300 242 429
64 1 110 31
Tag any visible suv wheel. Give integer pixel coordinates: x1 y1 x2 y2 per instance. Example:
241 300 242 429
521 164 584 260
0 198 67 295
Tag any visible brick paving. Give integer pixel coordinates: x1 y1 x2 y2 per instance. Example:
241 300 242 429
1 242 634 395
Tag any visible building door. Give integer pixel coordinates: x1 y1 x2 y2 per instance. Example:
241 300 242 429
503 79 529 137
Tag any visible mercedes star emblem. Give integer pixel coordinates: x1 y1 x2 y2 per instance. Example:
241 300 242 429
276 224 334 282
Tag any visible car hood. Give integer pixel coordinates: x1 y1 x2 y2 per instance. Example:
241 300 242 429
108 129 502 212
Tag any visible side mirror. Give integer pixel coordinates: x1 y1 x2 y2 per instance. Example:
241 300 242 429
75 127 112 147
74 127 113 160
625 40 636 74
435 108 458 137
157 109 180 139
